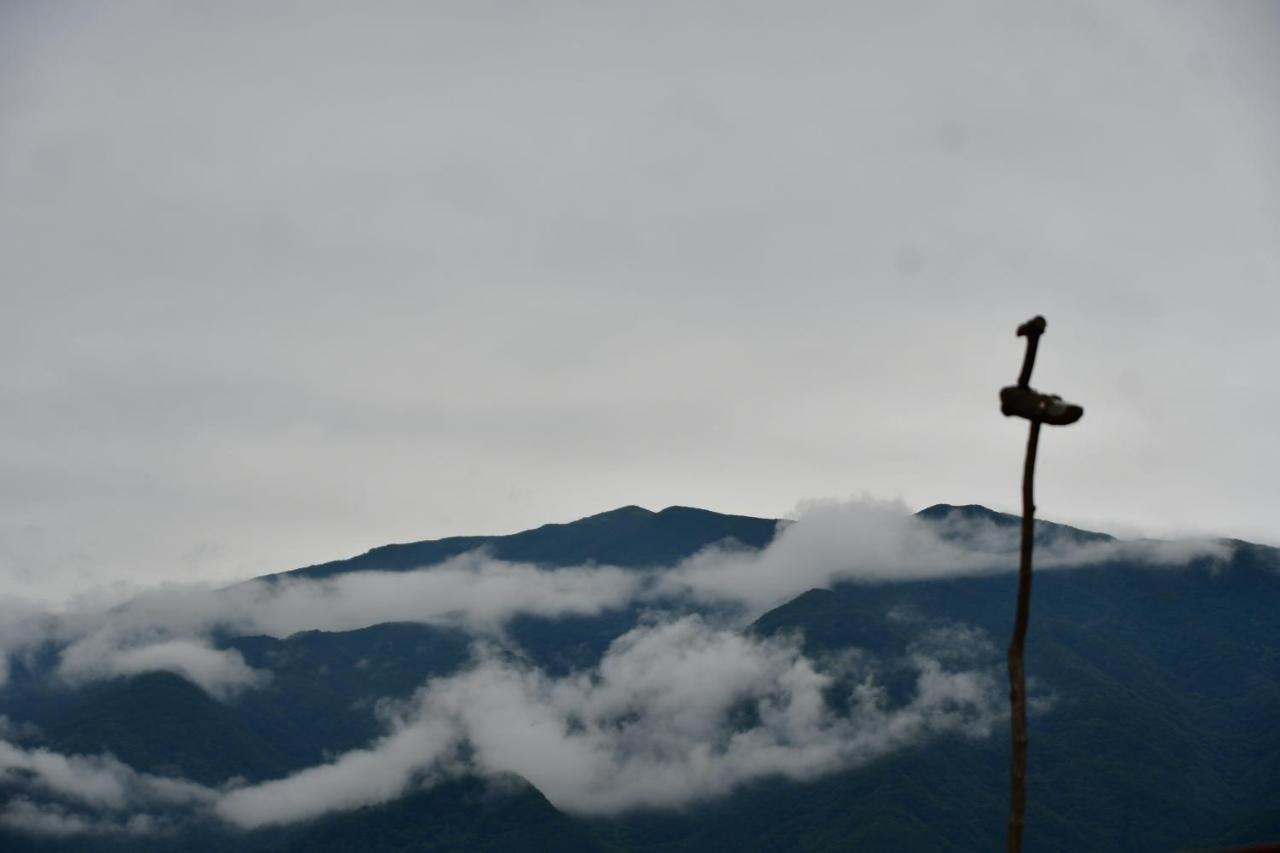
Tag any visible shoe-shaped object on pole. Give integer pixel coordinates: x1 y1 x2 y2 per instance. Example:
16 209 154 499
1000 385 1084 426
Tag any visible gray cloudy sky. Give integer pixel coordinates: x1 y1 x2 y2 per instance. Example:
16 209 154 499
2 1 1278 603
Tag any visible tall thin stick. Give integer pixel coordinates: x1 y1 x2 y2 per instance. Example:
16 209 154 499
1006 419 1040 853
999 314 1081 852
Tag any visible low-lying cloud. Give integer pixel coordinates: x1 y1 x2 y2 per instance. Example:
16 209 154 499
0 613 1012 836
0 737 217 838
0 740 214 813
4 485 1237 835
0 496 1239 836
217 615 1006 827
660 498 1235 611
57 638 268 701
0 798 164 838
0 499 1239 701
0 553 640 698
216 721 457 828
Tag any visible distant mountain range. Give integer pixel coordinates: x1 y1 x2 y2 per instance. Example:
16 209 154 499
1 504 1276 852
277 504 780 579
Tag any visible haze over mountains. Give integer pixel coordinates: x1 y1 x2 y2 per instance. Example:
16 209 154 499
0 501 1275 852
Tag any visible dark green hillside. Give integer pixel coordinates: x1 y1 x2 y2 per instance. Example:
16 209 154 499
0 623 477 789
223 622 473 766
728 546 1280 852
253 519 1280 853
275 775 620 853
588 737 1007 853
504 607 651 676
1 504 1277 852
915 503 1115 546
40 672 296 784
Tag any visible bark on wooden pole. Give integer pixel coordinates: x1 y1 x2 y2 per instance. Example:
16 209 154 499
1006 417 1040 853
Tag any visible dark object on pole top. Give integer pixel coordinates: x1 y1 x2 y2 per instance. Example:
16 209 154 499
999 315 1084 426
1000 387 1083 425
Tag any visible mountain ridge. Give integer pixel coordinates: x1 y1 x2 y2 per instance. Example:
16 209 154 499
3 502 1276 852
273 504 782 580
268 501 1153 585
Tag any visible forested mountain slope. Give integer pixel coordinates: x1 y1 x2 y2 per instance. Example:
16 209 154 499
0 504 1275 852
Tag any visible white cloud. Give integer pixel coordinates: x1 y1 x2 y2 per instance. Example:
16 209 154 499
0 739 217 838
0 499 1238 699
0 739 215 814
228 554 640 637
216 616 1007 825
57 637 267 701
0 798 160 838
659 498 1234 612
56 552 639 643
0 552 639 697
10 495 1211 829
216 722 456 828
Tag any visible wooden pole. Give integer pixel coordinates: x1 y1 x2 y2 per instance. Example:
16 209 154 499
1006 418 1040 853
998 313 1082 853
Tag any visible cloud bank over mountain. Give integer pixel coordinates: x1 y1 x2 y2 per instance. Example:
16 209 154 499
217 615 1004 826
0 500 1244 839
56 638 267 701
662 499 1232 611
0 554 641 697
2 614 1008 836
0 736 216 837
0 500 1234 700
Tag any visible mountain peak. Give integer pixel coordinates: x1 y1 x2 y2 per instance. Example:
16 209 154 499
916 502 1114 544
916 503 1018 526
583 505 655 520
282 504 778 580
656 505 726 519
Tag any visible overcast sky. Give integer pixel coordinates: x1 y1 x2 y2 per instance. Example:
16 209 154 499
2 1 1278 604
